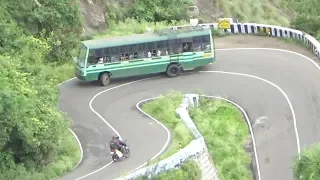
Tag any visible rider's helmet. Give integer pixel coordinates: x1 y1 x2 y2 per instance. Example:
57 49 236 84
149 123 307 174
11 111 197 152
115 135 120 140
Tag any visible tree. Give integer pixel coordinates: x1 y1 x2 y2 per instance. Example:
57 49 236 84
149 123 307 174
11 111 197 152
282 0 320 39
4 0 83 63
132 0 193 22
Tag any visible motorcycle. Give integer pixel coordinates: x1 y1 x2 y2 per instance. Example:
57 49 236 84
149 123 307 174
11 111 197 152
111 140 130 162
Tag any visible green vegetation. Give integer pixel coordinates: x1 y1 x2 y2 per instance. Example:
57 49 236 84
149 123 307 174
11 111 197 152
214 0 292 26
0 0 81 179
190 97 253 180
282 0 320 39
94 18 188 38
1 0 319 179
142 91 193 164
137 160 201 180
292 144 320 180
142 91 252 179
131 0 192 22
104 0 192 24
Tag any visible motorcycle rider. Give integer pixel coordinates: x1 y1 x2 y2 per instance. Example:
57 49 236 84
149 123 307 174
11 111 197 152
110 136 126 154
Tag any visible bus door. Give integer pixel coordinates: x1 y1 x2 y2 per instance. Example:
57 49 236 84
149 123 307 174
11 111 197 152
167 33 179 63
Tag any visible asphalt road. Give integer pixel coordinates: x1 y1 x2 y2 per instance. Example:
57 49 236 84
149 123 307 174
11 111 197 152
58 48 320 180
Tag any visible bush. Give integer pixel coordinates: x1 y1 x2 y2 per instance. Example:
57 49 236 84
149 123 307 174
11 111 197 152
293 144 320 180
4 0 83 63
189 97 253 180
142 91 193 163
142 91 253 179
283 0 320 39
0 2 81 179
95 18 187 38
137 160 201 180
131 0 193 22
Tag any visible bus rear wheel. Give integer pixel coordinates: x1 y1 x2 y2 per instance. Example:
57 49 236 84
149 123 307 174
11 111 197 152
166 64 181 77
99 72 111 86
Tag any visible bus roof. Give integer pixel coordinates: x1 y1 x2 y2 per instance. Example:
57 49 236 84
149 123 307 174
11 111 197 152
82 27 211 49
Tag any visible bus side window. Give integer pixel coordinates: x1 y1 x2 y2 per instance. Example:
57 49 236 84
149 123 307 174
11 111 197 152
157 41 165 56
110 47 119 62
95 48 104 63
163 41 169 55
171 39 181 54
201 35 210 51
182 38 192 52
104 48 111 63
147 42 156 57
168 39 177 55
192 36 202 52
119 45 129 61
137 43 146 58
87 50 96 66
129 44 137 59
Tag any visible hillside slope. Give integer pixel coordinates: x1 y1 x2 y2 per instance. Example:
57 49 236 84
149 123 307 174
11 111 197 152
79 0 294 34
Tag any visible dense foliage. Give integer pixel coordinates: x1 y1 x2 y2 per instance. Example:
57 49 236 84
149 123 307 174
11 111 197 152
0 0 82 179
142 91 193 164
2 0 83 62
293 144 320 180
190 97 253 180
104 0 192 25
132 0 193 22
283 0 320 39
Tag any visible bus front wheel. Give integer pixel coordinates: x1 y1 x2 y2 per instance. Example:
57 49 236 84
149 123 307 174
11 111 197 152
99 72 111 86
166 64 181 77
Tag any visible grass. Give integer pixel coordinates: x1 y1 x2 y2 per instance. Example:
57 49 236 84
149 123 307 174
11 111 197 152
279 37 311 49
142 91 253 180
189 96 253 180
141 90 193 164
94 18 188 38
212 0 292 26
137 160 201 180
292 143 320 180
0 130 81 180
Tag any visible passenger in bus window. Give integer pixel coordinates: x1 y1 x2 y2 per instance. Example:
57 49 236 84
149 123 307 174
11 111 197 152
120 54 125 61
97 57 103 63
129 53 133 59
157 50 161 56
106 56 110 62
111 56 116 62
147 51 152 58
183 43 189 52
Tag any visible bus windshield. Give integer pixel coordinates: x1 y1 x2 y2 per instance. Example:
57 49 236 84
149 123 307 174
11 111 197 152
77 45 87 68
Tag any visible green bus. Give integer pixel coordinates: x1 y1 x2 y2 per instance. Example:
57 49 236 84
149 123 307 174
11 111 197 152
74 25 215 86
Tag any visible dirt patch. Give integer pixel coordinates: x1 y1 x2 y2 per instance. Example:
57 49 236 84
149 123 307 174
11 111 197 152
214 34 319 61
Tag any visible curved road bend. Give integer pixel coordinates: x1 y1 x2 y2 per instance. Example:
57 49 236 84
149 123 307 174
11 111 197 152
58 48 320 180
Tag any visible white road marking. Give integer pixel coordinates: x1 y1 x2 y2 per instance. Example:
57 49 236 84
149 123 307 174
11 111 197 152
114 98 171 178
200 70 301 159
53 78 83 180
204 95 262 180
58 47 320 179
75 77 171 180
